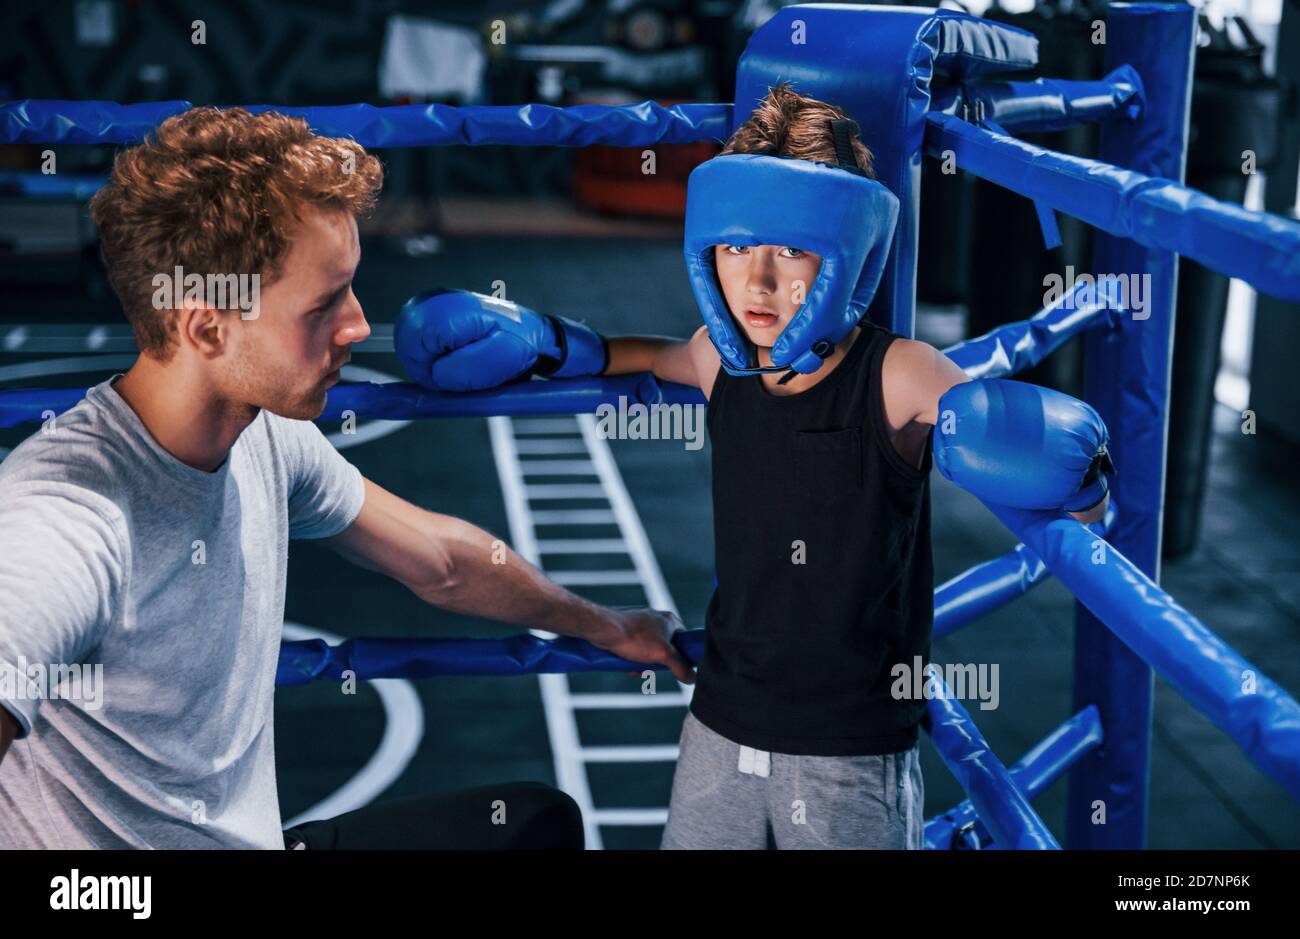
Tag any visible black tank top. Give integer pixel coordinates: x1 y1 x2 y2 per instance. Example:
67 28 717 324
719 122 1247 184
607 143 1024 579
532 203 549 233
690 322 933 756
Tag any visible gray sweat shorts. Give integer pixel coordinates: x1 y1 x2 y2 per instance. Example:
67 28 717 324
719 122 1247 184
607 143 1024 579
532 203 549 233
661 711 924 850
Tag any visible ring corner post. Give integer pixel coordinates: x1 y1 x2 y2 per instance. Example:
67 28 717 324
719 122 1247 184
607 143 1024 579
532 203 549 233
1068 1 1196 850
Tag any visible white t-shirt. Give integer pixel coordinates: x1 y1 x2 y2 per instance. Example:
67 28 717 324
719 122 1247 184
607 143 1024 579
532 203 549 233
0 376 365 848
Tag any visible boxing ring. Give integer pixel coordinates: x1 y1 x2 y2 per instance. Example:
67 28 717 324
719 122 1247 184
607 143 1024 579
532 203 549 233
3 2 1300 849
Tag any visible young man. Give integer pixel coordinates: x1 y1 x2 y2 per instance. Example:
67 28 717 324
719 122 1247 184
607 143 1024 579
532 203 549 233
0 107 693 850
393 85 1112 849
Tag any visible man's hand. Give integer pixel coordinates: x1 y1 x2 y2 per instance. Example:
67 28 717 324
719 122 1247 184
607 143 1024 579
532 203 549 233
590 609 695 685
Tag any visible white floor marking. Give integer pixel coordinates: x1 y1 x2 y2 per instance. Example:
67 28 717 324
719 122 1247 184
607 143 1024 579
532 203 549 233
514 438 591 455
518 460 599 475
591 808 669 825
580 745 680 762
279 621 424 829
487 413 692 850
537 539 629 553
0 353 138 382
513 418 588 434
530 509 618 524
524 483 611 499
576 414 684 622
488 416 594 844
569 692 689 709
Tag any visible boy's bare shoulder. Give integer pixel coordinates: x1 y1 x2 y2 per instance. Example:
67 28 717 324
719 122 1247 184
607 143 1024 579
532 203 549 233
883 335 938 367
882 336 937 393
881 336 968 428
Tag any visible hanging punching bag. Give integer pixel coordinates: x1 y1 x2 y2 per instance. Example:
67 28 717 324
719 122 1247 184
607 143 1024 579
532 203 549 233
1163 14 1283 559
966 0 1105 399
917 0 977 306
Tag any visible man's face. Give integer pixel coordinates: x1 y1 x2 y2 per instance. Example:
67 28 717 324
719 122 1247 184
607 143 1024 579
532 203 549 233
218 208 368 420
713 244 822 351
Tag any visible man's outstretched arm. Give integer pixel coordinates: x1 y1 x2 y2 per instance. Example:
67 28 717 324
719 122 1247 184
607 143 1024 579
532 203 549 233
321 478 694 682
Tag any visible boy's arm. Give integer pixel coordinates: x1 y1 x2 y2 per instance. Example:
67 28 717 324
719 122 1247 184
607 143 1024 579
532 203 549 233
606 325 718 396
395 289 717 394
881 338 970 432
885 339 1110 525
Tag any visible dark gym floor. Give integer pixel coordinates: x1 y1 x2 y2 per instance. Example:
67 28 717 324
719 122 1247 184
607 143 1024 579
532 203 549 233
2 233 1297 849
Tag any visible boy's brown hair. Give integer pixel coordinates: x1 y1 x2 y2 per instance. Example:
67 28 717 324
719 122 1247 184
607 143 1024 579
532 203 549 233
720 81 875 177
90 107 384 361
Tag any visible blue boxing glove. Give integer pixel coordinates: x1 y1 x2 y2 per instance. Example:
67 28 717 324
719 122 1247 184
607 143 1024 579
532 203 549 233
932 379 1115 513
395 289 609 391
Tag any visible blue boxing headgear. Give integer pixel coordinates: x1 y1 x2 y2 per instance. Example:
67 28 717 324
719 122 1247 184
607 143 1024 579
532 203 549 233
683 146 899 377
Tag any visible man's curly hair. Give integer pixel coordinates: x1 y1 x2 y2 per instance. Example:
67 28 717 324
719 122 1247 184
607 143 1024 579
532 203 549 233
721 81 875 177
90 107 383 360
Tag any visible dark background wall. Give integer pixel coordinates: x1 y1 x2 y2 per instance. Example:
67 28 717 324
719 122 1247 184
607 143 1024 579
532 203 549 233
0 0 732 197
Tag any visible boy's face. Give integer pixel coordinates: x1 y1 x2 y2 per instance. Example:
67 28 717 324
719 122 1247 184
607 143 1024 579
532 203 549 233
713 244 822 351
